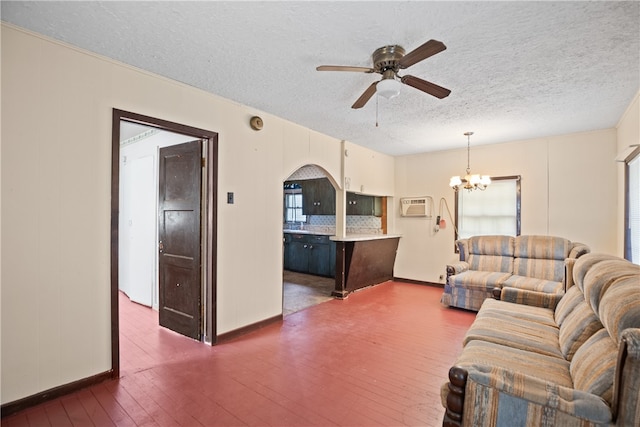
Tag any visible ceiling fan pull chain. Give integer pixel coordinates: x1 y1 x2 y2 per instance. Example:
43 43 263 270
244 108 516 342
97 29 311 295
376 95 379 127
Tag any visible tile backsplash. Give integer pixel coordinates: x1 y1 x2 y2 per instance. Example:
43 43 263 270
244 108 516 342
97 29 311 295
284 215 382 235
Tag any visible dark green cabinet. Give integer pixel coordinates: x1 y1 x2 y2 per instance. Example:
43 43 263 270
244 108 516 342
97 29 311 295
283 233 335 277
346 192 383 216
301 178 335 216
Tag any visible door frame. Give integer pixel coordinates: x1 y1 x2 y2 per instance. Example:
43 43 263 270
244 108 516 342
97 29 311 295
110 109 218 378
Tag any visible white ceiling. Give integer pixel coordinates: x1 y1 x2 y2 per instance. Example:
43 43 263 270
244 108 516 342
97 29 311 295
2 1 638 156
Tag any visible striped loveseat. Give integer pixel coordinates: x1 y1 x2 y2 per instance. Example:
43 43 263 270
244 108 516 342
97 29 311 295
441 253 640 427
442 235 590 311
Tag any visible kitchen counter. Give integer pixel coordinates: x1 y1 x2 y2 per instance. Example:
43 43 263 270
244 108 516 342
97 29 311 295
283 229 334 236
283 231 401 298
331 235 401 299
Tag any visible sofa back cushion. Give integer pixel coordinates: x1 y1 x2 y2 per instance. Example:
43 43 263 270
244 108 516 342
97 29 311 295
582 259 640 317
554 286 584 325
558 300 603 360
572 253 623 294
570 328 617 406
598 274 640 345
513 235 570 281
465 235 514 273
514 235 571 260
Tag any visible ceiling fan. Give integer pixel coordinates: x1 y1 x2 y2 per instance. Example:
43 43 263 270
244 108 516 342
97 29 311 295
316 39 451 109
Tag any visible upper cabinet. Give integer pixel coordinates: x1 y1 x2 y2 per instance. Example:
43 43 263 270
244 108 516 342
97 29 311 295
346 192 383 217
284 179 383 217
286 178 336 216
304 178 336 215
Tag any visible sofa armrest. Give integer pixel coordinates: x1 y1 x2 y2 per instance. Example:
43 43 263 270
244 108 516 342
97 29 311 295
613 328 640 425
564 258 577 290
498 287 564 309
446 261 469 277
442 366 467 427
443 365 612 426
455 239 469 261
569 242 590 259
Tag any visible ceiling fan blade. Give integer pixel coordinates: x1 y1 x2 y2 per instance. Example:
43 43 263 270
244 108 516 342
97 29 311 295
352 82 378 109
401 75 451 99
316 65 375 73
398 39 446 69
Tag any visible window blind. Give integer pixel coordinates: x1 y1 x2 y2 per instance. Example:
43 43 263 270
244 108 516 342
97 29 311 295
457 178 519 239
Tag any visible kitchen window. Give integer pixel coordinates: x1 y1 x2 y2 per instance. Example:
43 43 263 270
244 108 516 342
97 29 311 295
284 191 306 223
455 175 521 240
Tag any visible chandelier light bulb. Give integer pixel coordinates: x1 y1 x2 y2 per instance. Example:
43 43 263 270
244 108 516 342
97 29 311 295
449 132 492 192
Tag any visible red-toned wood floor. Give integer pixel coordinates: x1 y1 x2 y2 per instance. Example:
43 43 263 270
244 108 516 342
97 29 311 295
3 281 475 427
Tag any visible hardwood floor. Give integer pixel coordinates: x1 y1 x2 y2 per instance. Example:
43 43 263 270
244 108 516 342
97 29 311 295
3 281 476 427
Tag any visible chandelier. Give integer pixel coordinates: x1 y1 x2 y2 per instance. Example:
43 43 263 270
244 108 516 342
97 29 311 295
449 132 491 191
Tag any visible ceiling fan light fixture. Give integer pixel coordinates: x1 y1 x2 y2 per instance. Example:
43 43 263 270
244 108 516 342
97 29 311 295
376 78 401 99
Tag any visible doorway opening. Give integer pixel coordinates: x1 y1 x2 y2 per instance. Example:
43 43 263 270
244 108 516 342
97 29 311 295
282 165 337 316
110 109 218 378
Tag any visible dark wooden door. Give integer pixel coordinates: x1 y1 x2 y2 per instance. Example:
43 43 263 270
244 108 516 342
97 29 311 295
158 140 202 340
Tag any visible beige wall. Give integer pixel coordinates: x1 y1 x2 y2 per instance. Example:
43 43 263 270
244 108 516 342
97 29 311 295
0 24 394 404
393 128 619 283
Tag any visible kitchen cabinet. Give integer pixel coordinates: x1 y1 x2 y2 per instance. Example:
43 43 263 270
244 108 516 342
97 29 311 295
283 233 335 277
301 178 335 216
346 192 383 216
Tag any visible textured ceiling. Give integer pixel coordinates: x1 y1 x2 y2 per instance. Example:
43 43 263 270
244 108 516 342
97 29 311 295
2 1 638 156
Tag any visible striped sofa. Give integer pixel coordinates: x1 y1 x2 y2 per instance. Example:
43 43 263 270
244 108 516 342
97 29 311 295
442 235 590 311
441 253 640 427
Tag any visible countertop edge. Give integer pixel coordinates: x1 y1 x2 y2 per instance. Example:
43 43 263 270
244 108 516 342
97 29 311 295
283 230 402 241
329 234 402 242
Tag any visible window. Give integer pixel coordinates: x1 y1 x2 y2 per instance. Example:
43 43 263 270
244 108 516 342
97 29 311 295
625 147 640 264
455 175 521 240
284 191 306 223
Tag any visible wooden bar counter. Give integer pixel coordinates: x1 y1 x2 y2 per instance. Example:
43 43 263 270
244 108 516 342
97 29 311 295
329 234 401 299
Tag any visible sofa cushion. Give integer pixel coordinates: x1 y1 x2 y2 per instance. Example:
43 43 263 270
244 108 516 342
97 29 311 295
463 314 562 358
514 235 571 260
511 236 571 282
454 340 573 387
467 254 514 273
570 328 617 406
467 235 514 257
598 275 640 345
512 258 565 282
554 286 584 326
464 235 514 273
448 270 512 292
476 298 556 327
502 275 563 294
558 300 603 361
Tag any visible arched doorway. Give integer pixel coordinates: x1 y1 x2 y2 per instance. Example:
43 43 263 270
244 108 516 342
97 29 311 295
282 164 337 315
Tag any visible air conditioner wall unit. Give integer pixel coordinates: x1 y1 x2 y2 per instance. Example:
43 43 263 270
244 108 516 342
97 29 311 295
400 197 432 217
